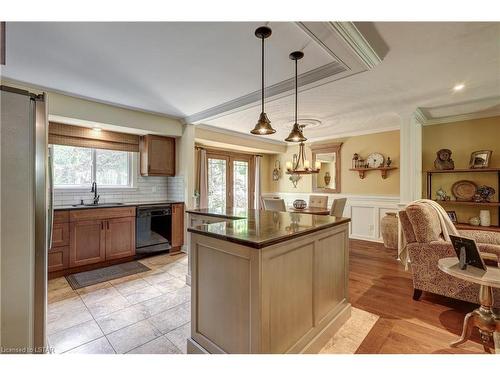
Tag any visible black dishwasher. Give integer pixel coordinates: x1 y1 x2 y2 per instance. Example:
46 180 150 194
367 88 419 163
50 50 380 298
136 204 172 254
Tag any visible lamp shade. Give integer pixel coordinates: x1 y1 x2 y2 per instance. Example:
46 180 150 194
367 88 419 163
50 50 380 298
250 112 276 135
284 123 307 142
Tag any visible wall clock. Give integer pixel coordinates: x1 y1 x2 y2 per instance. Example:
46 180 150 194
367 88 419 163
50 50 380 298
366 153 385 168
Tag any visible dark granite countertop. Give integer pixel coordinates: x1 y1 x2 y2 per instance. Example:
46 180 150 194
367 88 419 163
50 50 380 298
54 200 184 211
187 208 350 249
186 207 249 220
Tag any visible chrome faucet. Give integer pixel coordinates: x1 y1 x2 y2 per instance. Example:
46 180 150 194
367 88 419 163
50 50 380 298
91 182 100 205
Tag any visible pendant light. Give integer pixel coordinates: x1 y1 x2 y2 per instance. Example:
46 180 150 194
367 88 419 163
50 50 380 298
285 51 307 142
285 51 320 177
250 26 276 135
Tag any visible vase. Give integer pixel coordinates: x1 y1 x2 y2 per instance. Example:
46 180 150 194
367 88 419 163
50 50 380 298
380 212 398 249
479 210 491 227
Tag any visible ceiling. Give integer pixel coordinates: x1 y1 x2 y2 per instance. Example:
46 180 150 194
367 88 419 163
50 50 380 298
2 22 500 142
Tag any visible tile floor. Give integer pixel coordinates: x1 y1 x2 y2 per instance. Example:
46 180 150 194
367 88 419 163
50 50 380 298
47 253 190 354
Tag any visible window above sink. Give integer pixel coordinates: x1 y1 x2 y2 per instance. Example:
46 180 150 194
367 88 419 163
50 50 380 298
52 145 137 191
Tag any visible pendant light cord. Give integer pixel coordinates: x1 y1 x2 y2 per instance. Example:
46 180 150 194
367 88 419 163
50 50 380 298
261 36 265 114
295 58 298 124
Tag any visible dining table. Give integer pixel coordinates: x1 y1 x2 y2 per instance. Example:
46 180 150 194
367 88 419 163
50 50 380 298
287 207 331 215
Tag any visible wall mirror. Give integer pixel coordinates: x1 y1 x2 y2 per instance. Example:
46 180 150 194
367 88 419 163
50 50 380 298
312 143 342 193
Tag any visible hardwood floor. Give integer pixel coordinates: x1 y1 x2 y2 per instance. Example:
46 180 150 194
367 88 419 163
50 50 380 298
350 239 493 354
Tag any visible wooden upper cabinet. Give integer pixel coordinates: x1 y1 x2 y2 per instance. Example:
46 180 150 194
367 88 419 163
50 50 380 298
140 135 176 176
171 203 184 249
105 216 136 260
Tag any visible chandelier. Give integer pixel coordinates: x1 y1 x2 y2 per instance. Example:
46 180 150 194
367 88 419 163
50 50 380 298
285 51 320 182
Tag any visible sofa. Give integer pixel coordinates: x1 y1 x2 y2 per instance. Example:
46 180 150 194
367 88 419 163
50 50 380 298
399 203 500 307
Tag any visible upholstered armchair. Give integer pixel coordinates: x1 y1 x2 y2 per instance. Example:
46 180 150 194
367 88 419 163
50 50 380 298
399 203 500 307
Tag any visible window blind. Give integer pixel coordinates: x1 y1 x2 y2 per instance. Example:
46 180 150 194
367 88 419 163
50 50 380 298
48 122 140 152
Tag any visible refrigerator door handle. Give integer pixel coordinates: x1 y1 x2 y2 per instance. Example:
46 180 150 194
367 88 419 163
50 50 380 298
47 145 54 250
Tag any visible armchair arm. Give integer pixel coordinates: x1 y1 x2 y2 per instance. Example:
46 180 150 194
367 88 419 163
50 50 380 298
458 229 500 246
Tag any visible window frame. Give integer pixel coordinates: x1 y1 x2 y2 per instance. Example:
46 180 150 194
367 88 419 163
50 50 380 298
52 145 138 192
205 149 255 210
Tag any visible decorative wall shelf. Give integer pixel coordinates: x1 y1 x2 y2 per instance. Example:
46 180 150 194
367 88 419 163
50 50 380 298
434 200 500 207
426 168 500 227
349 167 397 179
455 223 500 232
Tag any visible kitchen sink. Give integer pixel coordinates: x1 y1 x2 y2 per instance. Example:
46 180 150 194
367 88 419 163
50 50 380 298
71 202 125 207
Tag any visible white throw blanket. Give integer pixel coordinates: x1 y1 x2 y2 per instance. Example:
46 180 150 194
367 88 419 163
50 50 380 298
398 199 459 270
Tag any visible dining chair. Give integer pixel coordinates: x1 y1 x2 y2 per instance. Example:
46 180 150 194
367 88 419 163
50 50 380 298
330 198 347 217
309 195 329 209
262 198 286 212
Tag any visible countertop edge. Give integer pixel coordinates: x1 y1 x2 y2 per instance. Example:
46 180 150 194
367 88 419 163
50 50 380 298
185 209 246 220
188 217 351 249
54 201 185 211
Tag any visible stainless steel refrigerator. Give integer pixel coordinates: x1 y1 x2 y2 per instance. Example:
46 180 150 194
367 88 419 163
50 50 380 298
0 85 52 353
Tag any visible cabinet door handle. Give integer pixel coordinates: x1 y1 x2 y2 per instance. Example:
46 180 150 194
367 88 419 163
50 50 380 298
107 221 110 230
101 221 104 230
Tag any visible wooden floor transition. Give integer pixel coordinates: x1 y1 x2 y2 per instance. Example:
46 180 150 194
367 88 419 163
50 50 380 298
350 239 494 354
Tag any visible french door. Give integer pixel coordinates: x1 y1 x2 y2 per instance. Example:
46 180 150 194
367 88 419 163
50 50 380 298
206 151 254 210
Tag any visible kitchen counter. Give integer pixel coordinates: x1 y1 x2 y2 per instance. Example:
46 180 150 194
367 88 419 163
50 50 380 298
187 208 351 354
187 208 350 249
54 200 184 211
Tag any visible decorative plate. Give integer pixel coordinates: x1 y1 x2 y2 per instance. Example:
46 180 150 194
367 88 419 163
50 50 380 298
451 180 478 201
366 153 385 168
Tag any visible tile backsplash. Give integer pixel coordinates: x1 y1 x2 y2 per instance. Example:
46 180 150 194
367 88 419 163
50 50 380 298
54 175 185 207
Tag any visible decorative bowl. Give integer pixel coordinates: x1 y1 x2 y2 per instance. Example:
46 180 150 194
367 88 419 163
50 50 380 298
469 216 481 226
474 185 495 202
293 199 307 209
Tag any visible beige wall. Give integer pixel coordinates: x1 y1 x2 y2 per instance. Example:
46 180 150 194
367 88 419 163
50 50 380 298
422 116 500 225
265 130 400 196
1 79 183 136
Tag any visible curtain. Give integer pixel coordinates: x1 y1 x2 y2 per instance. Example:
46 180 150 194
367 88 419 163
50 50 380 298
254 155 262 210
198 148 208 209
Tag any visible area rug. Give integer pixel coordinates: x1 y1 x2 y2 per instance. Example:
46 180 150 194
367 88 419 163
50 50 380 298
66 261 151 290
319 307 379 354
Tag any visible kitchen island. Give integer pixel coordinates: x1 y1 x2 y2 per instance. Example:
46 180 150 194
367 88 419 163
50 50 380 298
186 208 351 354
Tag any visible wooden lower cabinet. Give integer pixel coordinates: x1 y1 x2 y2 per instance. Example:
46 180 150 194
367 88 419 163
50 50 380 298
105 216 136 260
48 246 69 272
69 219 106 267
171 203 184 252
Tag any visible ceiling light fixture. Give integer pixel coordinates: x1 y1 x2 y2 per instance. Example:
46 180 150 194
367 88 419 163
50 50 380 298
285 51 307 143
285 51 319 181
250 26 276 136
453 83 465 92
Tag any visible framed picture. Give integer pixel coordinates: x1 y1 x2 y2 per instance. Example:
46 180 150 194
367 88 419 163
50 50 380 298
446 210 458 224
469 150 492 169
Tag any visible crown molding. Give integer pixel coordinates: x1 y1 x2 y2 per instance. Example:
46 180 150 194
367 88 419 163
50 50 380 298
416 104 500 126
414 108 428 124
185 22 386 125
184 61 346 124
328 22 383 69
195 123 286 146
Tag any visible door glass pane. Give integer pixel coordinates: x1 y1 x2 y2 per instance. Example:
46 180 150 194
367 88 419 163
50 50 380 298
233 160 249 209
96 149 129 186
208 158 227 210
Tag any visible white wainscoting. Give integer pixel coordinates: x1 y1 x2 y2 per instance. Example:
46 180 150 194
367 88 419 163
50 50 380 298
261 192 400 243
